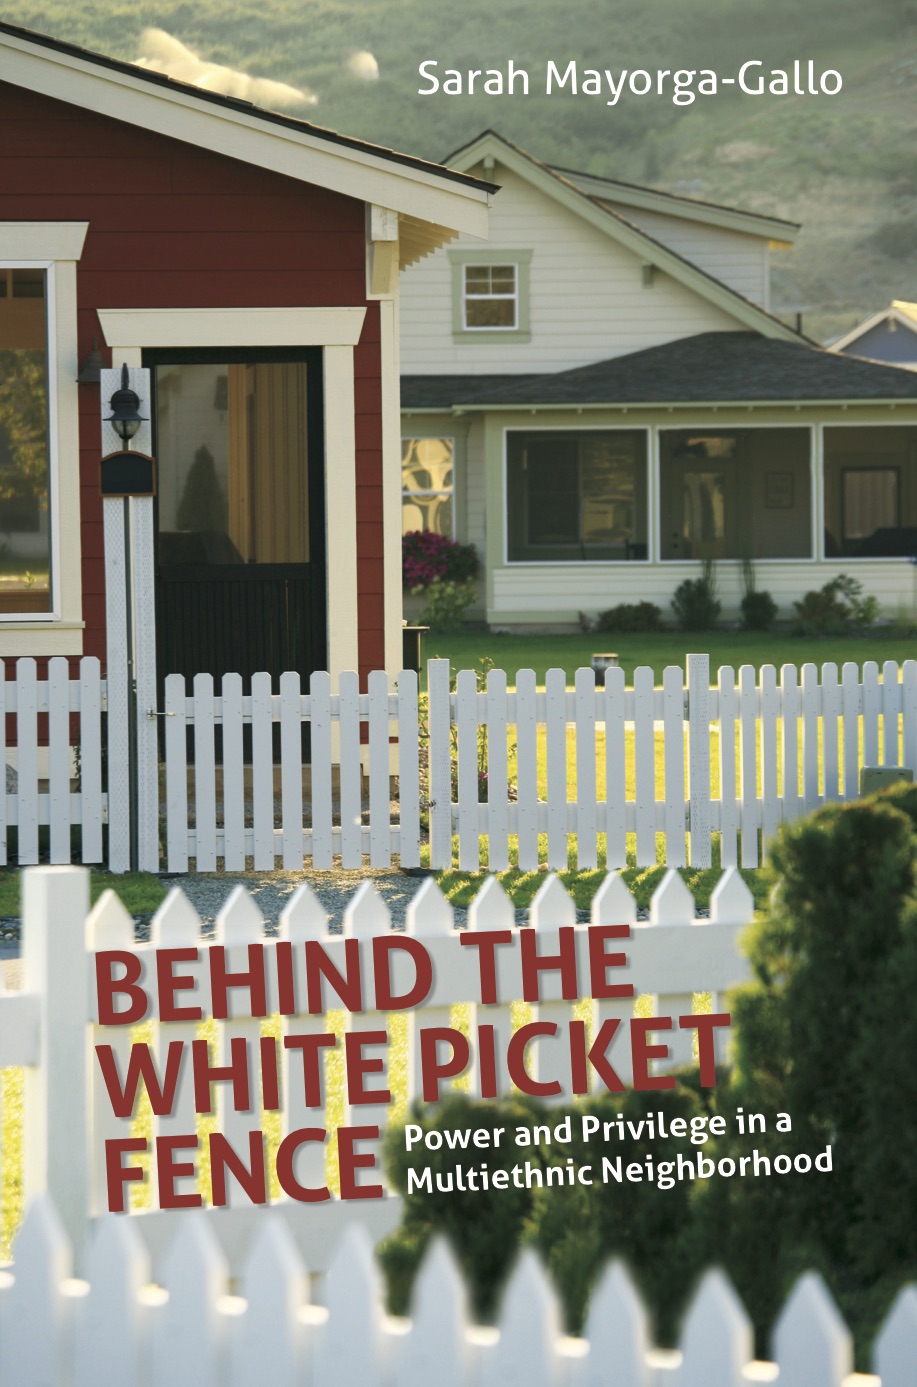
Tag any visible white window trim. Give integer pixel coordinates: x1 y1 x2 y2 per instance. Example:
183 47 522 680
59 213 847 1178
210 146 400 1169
0 222 88 654
463 264 518 332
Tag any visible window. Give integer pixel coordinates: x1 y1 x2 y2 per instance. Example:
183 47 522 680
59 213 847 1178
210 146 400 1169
506 430 648 562
659 428 812 560
0 267 51 613
449 249 532 342
402 437 454 536
464 265 517 330
823 427 917 557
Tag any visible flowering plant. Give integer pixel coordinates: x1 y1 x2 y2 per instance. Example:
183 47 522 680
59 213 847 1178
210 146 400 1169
402 531 479 589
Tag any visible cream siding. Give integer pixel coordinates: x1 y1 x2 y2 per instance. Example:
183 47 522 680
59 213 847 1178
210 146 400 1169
601 205 770 308
400 166 747 375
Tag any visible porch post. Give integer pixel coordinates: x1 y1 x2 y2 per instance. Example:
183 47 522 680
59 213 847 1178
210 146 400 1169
100 364 159 872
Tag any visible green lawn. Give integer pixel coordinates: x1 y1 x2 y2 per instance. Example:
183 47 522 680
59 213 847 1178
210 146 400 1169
424 629 917 686
0 870 165 917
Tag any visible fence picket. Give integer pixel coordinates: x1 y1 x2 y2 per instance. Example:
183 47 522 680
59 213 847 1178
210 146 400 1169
574 666 597 870
903 661 917 779
633 665 655 866
862 660 881 766
738 664 758 868
0 661 6 865
662 665 686 868
279 671 304 869
759 663 779 846
801 663 820 817
781 663 802 822
486 667 510 872
427 659 452 870
368 670 392 869
718 665 738 868
687 653 711 869
604 666 627 870
16 657 39 864
79 657 104 864
396 670 420 869
516 668 539 871
165 674 189 872
545 667 568 871
821 663 841 803
883 659 901 767
193 674 218 872
456 668 479 871
47 658 71 864
251 672 275 870
221 674 245 870
310 671 334 869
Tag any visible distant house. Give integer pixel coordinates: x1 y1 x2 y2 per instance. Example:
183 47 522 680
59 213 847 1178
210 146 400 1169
829 302 917 371
0 20 492 686
400 131 917 627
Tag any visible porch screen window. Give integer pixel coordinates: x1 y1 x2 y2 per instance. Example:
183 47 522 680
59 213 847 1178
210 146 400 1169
464 265 517 329
659 428 812 560
823 427 917 557
402 438 454 535
507 430 648 562
156 361 310 566
0 268 51 613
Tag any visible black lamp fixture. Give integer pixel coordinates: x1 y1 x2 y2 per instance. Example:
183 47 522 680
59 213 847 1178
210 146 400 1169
76 336 105 385
106 363 147 443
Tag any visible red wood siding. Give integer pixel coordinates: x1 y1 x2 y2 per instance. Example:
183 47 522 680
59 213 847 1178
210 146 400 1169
0 81 385 680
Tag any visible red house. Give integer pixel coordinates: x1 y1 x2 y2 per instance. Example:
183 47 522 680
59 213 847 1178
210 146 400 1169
0 21 492 690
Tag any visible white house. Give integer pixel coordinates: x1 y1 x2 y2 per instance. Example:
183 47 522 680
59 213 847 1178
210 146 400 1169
400 131 917 627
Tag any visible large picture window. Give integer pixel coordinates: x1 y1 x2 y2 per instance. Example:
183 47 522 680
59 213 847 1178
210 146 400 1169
507 430 648 562
823 427 917 557
402 437 454 536
659 428 811 560
0 267 51 613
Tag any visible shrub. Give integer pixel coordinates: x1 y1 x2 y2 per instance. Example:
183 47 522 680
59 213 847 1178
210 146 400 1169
740 589 778 631
791 574 879 636
412 578 476 632
596 600 663 633
671 556 721 631
402 531 479 589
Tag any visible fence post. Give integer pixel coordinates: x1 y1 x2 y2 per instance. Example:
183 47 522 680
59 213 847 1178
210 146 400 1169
687 653 711 868
22 865 92 1271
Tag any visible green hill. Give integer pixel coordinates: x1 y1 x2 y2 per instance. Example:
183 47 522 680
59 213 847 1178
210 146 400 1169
4 0 917 341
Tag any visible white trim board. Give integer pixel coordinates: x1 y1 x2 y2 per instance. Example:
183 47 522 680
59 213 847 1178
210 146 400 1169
98 306 367 349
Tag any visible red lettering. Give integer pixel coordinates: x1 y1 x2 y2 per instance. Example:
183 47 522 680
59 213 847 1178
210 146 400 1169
96 951 148 1026
519 927 578 1002
276 1128 329 1202
631 1016 675 1091
344 1030 390 1105
283 1033 337 1107
338 1125 382 1200
507 1022 561 1097
156 948 201 1022
209 1131 267 1206
95 1041 184 1118
372 936 433 1010
419 1026 470 1101
105 1137 147 1212
157 1135 202 1209
587 925 634 1000
679 1012 732 1086
210 944 267 1020
459 930 513 1004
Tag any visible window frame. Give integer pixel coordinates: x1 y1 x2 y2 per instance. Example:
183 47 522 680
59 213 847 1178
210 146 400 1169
0 224 86 652
821 422 917 560
502 425 651 565
449 248 532 344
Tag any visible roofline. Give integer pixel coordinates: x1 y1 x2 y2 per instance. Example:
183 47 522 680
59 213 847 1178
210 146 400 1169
405 398 917 413
830 304 917 353
0 21 495 238
441 130 807 343
547 162 799 244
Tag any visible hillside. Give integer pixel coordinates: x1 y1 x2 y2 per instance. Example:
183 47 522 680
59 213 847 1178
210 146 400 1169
3 0 917 341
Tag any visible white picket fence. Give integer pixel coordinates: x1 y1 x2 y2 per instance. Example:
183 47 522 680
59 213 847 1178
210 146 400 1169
160 654 917 872
3 1200 916 1387
0 864 754 1280
6 654 917 872
0 657 108 867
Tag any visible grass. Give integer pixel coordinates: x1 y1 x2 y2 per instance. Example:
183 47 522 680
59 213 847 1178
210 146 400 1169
424 629 917 687
0 869 166 917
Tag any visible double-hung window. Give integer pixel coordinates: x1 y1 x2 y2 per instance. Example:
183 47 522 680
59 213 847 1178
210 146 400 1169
449 249 532 343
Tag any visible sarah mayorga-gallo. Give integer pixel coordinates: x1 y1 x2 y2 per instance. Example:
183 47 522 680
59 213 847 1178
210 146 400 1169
416 57 843 104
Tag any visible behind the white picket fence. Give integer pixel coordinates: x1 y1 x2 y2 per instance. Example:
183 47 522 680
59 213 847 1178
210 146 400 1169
2 1199 916 1387
0 864 754 1281
5 654 917 872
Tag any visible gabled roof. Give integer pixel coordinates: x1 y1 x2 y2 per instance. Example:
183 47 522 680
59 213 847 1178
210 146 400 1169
443 130 805 343
830 301 917 354
546 164 799 247
402 332 917 410
0 20 495 265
